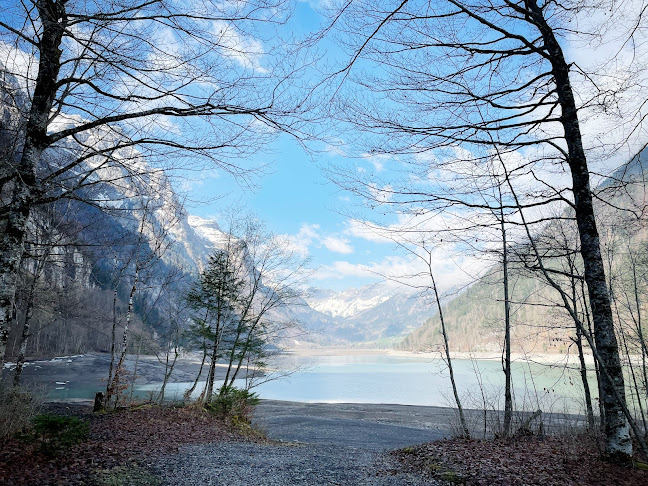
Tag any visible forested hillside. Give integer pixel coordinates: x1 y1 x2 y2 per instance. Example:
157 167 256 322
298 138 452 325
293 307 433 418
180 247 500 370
401 151 648 355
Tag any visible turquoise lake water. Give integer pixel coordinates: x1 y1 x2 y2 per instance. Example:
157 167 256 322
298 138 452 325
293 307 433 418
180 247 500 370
138 354 597 414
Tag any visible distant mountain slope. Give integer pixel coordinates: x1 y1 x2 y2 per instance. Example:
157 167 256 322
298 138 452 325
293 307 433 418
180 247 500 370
400 149 648 354
306 283 435 345
308 285 396 318
399 270 563 353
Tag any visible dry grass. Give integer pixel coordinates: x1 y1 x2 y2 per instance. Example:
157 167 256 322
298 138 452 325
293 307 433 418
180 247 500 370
0 385 42 441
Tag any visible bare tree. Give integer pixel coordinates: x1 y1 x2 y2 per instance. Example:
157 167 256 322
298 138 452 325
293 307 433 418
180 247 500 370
219 216 308 392
0 0 302 377
323 0 638 458
406 239 470 438
105 198 179 406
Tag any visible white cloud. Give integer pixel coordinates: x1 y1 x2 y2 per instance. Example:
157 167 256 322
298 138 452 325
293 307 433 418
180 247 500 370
284 223 355 256
312 261 373 281
345 219 394 243
368 183 392 203
312 250 483 295
213 20 268 73
286 223 321 256
298 0 336 12
324 139 349 157
361 152 393 173
322 236 354 254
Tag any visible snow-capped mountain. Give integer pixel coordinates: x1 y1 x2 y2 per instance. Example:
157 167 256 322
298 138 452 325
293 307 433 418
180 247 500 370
187 215 229 249
308 284 395 318
305 283 436 344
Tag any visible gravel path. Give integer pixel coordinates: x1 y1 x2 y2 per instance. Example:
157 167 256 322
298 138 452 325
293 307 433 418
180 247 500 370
153 401 451 485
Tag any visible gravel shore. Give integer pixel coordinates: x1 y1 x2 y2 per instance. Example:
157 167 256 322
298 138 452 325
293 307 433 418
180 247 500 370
17 354 452 483
152 400 451 485
153 442 439 485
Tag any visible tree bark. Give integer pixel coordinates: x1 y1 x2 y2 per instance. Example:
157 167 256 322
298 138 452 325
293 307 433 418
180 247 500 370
158 340 178 404
0 0 67 378
571 269 595 429
526 0 631 457
575 323 596 429
106 288 119 402
500 199 513 438
203 316 223 404
185 346 208 401
109 275 137 407
428 263 469 438
13 253 48 387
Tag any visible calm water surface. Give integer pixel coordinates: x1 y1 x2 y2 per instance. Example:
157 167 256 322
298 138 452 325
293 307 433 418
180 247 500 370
139 354 596 414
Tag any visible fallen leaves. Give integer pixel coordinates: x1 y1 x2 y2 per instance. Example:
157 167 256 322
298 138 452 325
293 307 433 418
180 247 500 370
0 404 253 486
393 435 648 486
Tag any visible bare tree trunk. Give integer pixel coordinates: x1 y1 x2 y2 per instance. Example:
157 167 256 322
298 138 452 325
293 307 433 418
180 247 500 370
229 337 253 388
580 284 606 430
158 341 179 404
12 259 46 387
0 198 28 380
0 0 67 379
428 262 469 438
185 346 208 402
228 318 265 388
575 324 595 429
106 288 119 401
222 322 246 393
527 0 631 457
109 275 137 407
499 202 513 438
12 310 32 388
571 273 595 429
128 335 143 405
203 333 221 403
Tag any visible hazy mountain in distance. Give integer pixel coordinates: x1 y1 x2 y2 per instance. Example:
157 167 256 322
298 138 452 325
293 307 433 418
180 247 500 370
185 214 437 345
306 283 436 345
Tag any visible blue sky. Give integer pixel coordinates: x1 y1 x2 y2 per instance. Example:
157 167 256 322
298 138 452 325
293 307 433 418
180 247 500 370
179 0 648 293
185 131 405 291
3 0 646 294
180 1 410 291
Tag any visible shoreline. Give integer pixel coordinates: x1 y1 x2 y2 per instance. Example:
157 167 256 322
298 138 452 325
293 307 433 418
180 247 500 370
284 347 596 365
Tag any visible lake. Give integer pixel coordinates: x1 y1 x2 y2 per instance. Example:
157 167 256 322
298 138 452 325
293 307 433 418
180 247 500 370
138 353 597 414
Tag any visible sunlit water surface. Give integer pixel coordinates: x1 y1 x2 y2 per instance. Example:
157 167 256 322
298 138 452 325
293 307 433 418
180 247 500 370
136 354 596 414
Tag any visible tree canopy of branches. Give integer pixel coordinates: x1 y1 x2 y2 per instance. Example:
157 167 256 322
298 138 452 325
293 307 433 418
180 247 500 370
0 0 302 377
322 0 645 458
185 214 308 404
